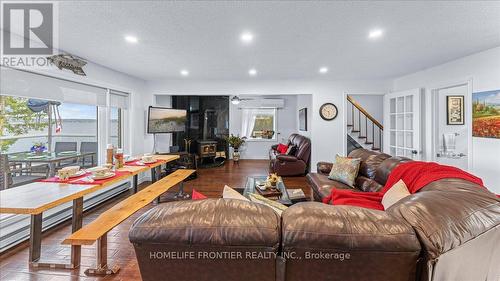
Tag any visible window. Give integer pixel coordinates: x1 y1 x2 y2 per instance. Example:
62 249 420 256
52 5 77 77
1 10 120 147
109 107 122 148
241 108 277 140
0 67 131 252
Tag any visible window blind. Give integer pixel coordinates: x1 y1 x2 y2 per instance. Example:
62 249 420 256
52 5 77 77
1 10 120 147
0 66 107 106
109 91 129 109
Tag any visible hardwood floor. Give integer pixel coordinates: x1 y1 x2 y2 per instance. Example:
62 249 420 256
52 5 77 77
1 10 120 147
0 160 312 281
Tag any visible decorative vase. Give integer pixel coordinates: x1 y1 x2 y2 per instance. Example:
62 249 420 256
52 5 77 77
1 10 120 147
233 149 240 162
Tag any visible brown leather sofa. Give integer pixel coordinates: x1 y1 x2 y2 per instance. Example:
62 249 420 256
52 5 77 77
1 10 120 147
130 148 500 281
304 148 500 280
269 133 310 176
129 199 280 281
307 148 412 201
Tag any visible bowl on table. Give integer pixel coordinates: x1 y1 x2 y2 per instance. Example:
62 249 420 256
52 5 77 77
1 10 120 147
141 155 155 164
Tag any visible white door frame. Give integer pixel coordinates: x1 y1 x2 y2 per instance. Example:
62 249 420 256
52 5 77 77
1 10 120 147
429 78 473 170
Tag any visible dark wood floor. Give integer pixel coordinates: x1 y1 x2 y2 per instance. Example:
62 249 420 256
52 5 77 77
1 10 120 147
0 160 312 281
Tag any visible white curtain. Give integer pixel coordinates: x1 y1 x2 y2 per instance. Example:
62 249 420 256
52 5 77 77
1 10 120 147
241 109 258 138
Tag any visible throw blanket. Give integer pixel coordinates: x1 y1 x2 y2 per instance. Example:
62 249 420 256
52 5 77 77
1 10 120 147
323 161 484 210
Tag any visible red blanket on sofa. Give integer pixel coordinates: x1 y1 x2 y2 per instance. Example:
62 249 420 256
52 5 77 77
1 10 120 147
322 161 484 210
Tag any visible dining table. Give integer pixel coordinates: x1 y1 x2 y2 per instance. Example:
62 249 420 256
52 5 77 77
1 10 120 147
0 154 179 270
7 151 97 177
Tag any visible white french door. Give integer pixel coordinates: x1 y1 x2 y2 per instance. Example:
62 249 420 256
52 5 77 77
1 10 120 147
384 89 422 159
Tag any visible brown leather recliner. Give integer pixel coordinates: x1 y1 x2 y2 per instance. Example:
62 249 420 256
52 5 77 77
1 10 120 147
269 133 311 176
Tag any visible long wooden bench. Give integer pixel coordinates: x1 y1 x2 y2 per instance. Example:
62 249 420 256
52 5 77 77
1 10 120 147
62 169 195 276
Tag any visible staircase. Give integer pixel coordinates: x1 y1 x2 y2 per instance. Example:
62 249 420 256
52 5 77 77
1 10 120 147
346 95 383 154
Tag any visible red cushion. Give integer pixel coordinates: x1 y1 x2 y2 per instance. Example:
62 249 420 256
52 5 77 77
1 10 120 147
192 189 207 200
277 143 288 154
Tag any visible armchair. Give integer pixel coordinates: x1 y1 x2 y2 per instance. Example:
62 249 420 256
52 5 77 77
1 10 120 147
269 133 310 176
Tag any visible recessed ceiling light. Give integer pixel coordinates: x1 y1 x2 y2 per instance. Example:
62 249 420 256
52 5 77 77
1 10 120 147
248 68 257 76
319 67 329 74
180 69 189 76
124 35 138 43
368 29 384 39
240 32 254 43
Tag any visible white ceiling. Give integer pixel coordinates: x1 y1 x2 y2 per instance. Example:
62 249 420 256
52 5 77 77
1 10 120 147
56 1 500 81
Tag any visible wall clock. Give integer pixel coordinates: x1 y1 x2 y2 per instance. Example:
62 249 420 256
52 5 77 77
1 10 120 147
319 103 338 120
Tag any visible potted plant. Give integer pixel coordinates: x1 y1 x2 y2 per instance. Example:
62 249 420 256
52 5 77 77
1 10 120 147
30 142 47 155
225 134 246 162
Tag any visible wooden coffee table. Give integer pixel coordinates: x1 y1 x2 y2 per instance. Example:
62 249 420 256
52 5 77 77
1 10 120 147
243 176 292 205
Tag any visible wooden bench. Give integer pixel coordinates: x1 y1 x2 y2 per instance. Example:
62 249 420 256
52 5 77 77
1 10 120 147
62 169 195 276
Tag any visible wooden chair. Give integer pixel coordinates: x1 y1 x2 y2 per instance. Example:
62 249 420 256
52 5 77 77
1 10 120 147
0 154 48 190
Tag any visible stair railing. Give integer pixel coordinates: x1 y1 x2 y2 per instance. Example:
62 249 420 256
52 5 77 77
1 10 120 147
346 95 383 151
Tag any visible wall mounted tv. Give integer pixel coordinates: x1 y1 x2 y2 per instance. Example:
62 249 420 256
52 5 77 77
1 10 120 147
147 106 187 134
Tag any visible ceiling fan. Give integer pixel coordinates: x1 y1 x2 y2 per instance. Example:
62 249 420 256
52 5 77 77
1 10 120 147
230 95 253 105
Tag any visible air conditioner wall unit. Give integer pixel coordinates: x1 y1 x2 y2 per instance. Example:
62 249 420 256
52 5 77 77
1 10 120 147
238 99 285 108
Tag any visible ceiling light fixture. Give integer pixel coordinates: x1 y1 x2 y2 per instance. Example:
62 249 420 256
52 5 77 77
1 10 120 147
240 31 254 43
319 67 329 74
124 35 138 43
368 29 384 39
180 69 189 76
248 68 257 76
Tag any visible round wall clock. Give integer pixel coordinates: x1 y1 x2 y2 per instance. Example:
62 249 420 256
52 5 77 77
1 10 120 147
319 103 338 120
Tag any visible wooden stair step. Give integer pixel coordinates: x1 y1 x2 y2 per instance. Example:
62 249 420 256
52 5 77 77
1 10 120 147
351 130 360 133
347 124 353 127
358 136 367 139
364 142 373 145
372 147 381 151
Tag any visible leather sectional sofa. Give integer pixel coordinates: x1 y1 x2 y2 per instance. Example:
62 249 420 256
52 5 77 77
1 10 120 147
130 148 500 281
269 133 311 176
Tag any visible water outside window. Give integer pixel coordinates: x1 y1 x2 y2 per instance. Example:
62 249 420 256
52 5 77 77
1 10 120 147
1 95 98 154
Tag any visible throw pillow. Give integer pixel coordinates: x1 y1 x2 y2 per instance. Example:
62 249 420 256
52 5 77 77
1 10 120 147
248 193 288 216
328 155 361 187
286 145 298 156
222 185 250 201
192 189 208 200
277 143 288 154
382 179 410 210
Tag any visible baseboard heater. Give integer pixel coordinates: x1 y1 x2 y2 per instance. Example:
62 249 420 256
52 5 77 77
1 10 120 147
0 182 131 253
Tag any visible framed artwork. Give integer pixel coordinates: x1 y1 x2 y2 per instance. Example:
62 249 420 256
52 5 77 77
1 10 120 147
472 90 500 138
446 95 464 125
299 108 307 131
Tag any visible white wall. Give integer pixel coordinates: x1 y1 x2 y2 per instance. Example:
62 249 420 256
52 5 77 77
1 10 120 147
146 79 391 166
349 94 384 125
393 46 500 193
297 94 312 137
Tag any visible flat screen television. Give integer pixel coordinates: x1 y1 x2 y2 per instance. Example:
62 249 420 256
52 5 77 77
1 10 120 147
147 106 187 134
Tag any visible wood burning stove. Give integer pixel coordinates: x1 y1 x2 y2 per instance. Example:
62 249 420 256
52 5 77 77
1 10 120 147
198 140 217 162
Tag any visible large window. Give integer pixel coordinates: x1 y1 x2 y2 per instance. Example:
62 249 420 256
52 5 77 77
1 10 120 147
241 108 277 140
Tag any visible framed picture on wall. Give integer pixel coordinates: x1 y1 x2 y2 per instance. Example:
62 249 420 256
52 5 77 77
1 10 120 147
472 90 500 138
299 108 307 131
447 95 464 125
